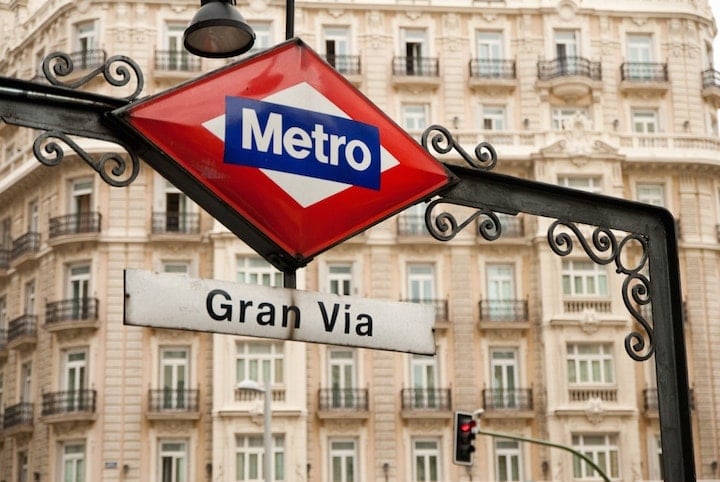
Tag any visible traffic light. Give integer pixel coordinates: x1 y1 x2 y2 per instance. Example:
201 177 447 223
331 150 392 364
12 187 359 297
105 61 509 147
453 411 476 465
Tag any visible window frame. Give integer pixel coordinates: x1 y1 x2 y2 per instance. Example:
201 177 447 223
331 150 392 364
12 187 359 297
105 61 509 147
567 343 615 386
235 341 285 386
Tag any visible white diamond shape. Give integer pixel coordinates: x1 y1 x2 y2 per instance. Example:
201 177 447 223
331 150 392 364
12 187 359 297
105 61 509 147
202 81 399 208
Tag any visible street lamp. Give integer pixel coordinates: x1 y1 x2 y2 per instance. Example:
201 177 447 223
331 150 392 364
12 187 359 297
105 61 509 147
183 0 256 58
237 379 272 482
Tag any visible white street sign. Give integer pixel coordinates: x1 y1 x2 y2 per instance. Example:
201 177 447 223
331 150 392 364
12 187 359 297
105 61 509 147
124 269 436 355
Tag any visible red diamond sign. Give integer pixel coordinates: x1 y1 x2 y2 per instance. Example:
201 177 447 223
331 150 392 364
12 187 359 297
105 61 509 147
111 39 454 271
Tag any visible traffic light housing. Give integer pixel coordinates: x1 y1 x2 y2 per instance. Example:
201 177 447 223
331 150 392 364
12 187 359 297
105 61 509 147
453 411 476 465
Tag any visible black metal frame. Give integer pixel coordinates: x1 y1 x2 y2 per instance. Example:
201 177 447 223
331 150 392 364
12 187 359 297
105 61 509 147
0 51 696 481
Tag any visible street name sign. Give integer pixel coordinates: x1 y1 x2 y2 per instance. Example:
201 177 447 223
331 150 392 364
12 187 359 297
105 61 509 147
124 269 436 355
110 38 455 273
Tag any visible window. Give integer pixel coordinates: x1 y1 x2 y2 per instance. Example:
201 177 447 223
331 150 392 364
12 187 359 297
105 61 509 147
410 354 438 408
160 347 189 409
328 348 356 408
163 181 192 231
400 28 428 75
249 22 273 54
558 176 602 193
20 361 32 402
552 108 588 130
61 441 86 482
486 264 516 321
572 434 619 479
0 217 10 250
636 183 665 207
479 105 506 130
490 349 518 408
328 264 352 295
567 343 615 385
71 178 93 214
27 199 39 233
626 34 654 79
236 342 284 385
650 434 664 480
237 257 283 287
329 439 357 482
475 31 504 76
163 262 190 276
17 450 29 482
235 435 285 481
324 26 351 71
562 260 608 297
401 104 429 132
0 295 6 331
407 264 435 302
24 280 35 315
0 372 4 418
495 440 522 481
159 440 188 482
68 264 91 318
412 439 440 482
75 20 97 68
399 203 428 235
63 349 88 410
632 109 659 133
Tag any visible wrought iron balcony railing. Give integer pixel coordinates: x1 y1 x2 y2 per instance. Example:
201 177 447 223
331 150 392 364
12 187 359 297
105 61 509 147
537 56 601 81
45 297 99 325
7 314 37 343
11 232 40 260
148 388 199 412
3 402 33 429
151 212 200 234
154 50 202 72
490 214 524 237
703 68 720 88
0 328 6 351
392 56 439 77
479 299 528 322
49 212 101 238
482 388 533 410
401 388 452 410
324 54 361 75
643 387 694 411
42 389 97 416
398 214 429 235
402 298 448 321
318 388 369 410
0 248 10 269
469 58 516 79
68 49 107 70
620 62 669 82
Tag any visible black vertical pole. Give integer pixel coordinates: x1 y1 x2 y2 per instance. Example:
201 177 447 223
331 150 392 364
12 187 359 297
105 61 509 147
286 0 295 40
284 269 296 290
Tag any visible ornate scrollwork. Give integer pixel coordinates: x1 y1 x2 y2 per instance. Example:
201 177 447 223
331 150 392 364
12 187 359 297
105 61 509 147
42 52 144 101
33 131 140 187
547 220 654 361
424 198 502 241
421 124 497 170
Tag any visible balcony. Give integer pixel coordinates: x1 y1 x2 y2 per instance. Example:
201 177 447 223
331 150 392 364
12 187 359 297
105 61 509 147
482 388 534 418
3 402 33 436
0 249 10 270
317 388 369 420
392 56 440 89
10 232 40 262
41 389 97 423
151 212 200 235
0 328 7 361
468 58 517 93
702 69 720 108
537 57 602 100
400 388 452 419
486 214 524 238
643 388 694 417
45 297 99 332
402 298 448 324
563 298 611 314
569 386 617 403
49 212 101 240
478 300 529 333
324 54 361 85
154 50 202 76
397 214 429 236
147 388 200 421
6 314 37 350
619 62 669 96
67 49 106 70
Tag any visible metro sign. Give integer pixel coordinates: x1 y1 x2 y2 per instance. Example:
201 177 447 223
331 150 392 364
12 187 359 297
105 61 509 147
111 38 454 272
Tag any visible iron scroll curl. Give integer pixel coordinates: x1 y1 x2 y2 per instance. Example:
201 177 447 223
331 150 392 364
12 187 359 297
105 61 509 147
421 124 497 170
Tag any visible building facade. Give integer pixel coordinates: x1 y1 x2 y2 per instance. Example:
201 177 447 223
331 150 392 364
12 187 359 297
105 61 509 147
0 0 719 481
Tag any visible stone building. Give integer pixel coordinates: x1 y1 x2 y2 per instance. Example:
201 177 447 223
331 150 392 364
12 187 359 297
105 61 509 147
0 0 719 481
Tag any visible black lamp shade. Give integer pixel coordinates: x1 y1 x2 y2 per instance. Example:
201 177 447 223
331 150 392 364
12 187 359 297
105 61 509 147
183 0 256 58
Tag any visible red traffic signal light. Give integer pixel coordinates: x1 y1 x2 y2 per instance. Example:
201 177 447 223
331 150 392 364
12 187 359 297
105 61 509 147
453 411 476 465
